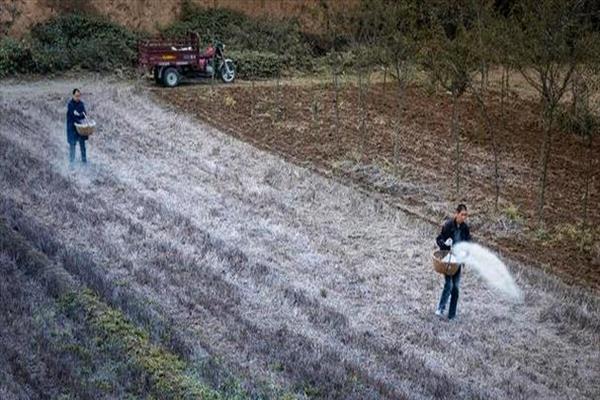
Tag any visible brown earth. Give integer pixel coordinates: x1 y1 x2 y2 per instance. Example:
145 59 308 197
1 0 356 37
152 76 600 292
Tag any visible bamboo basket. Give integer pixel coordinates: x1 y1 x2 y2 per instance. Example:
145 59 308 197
432 250 460 276
75 119 96 136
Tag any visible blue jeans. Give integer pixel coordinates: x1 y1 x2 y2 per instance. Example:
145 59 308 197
437 266 461 319
69 138 87 163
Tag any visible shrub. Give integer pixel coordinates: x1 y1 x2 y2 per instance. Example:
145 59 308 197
29 13 140 72
163 5 248 42
0 38 33 77
503 204 523 223
229 50 287 79
1 7 331 78
163 5 312 72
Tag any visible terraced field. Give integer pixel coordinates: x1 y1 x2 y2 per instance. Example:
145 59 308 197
0 77 598 399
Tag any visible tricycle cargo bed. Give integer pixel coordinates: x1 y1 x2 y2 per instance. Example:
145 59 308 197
138 35 200 68
138 33 235 87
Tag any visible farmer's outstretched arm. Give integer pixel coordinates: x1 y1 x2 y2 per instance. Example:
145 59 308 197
464 225 472 242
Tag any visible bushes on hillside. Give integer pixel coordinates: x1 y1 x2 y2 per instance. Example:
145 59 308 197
162 6 310 64
0 38 33 77
0 8 335 79
29 13 140 72
0 14 140 76
229 51 286 79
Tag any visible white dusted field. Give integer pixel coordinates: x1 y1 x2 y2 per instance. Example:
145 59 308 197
0 77 598 399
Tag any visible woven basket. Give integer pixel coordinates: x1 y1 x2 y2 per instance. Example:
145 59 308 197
432 250 460 276
75 119 96 136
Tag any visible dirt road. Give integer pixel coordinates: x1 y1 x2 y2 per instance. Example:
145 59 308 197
1 77 598 399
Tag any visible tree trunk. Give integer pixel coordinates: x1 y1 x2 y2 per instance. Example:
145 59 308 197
500 65 509 132
250 79 255 118
383 65 387 101
358 70 367 158
480 62 486 93
393 87 404 175
332 61 340 135
473 90 500 211
582 133 593 227
328 9 340 137
536 105 556 226
393 60 406 175
484 64 489 90
311 86 321 136
571 71 581 116
452 93 460 196
476 4 487 94
276 72 283 121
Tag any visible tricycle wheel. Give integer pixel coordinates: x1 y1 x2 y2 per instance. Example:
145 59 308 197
220 60 235 83
162 67 180 87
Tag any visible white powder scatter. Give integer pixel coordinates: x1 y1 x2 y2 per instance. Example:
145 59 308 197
453 242 522 301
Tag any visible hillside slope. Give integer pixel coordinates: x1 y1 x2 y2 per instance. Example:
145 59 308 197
0 77 598 399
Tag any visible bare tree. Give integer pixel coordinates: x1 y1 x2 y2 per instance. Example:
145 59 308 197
383 1 420 174
348 0 420 172
311 83 322 136
423 4 479 196
321 0 342 135
345 1 380 160
509 0 593 226
355 45 373 159
568 62 600 228
469 0 501 211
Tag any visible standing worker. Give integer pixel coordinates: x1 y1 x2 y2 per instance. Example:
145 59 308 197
66 88 88 165
435 204 471 320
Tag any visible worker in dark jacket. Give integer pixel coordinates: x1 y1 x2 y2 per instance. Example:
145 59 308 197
435 204 471 320
66 88 88 164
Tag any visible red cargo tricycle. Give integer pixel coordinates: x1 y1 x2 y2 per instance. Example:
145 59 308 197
138 33 235 87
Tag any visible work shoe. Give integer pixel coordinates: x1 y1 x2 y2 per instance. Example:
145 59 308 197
435 309 444 317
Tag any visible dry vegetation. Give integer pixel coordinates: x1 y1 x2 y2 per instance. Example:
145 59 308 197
0 77 599 399
154 75 600 291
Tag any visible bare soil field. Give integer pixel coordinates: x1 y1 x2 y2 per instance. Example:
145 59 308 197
152 77 600 291
1 77 599 399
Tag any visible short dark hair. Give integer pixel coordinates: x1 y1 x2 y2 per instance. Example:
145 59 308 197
72 88 80 95
456 204 467 213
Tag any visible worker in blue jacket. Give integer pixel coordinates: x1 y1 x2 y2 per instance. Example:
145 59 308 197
66 88 88 164
435 204 471 320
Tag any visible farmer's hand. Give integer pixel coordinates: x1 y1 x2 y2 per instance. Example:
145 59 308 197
74 110 80 116
444 238 453 247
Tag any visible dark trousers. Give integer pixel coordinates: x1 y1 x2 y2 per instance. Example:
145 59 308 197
437 266 462 319
69 138 87 163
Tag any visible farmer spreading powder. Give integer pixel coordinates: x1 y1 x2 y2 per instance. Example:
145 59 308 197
435 204 471 320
